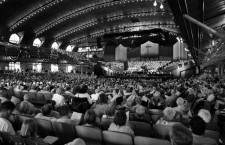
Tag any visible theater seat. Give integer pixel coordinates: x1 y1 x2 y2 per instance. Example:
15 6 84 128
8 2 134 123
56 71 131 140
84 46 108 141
14 90 22 98
36 93 46 102
52 121 76 145
134 136 171 145
101 117 113 130
204 130 220 142
153 124 172 139
75 125 102 145
149 109 162 123
41 93 52 101
27 92 37 101
35 118 54 138
128 121 154 137
103 131 133 145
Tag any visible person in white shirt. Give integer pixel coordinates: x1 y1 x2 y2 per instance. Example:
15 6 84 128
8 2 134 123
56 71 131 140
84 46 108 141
52 87 66 107
91 89 104 102
0 101 16 135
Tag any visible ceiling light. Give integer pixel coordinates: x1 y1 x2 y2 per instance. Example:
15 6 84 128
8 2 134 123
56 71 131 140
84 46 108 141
160 3 164 9
153 0 157 6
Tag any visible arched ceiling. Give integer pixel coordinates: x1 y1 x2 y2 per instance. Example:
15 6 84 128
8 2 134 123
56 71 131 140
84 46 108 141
0 0 225 66
0 0 177 47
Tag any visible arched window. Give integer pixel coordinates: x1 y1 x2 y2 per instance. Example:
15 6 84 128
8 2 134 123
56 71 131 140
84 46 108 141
51 64 58 72
33 38 42 47
51 42 61 50
67 65 73 73
33 63 42 72
66 45 74 52
9 33 20 44
9 62 21 71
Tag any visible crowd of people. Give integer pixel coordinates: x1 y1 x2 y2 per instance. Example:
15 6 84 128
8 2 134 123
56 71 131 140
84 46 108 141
128 60 170 72
0 72 224 145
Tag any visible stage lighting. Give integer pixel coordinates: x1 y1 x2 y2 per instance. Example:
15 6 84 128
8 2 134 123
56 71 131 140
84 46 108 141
160 3 164 9
153 0 157 6
33 38 44 47
9 32 23 44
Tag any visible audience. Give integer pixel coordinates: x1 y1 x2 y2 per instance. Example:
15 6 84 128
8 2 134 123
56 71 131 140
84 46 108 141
0 101 16 135
55 105 75 124
19 119 47 145
108 110 134 136
52 87 66 107
0 72 224 145
92 93 109 117
190 116 217 145
169 123 193 145
82 109 99 128
35 104 57 120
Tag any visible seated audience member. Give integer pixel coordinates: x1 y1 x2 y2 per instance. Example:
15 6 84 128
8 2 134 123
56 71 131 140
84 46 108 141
52 87 66 107
11 96 21 115
0 91 8 103
56 105 76 124
113 96 125 111
157 107 182 125
29 85 37 93
82 109 99 128
129 104 152 124
91 88 102 102
126 89 140 107
19 119 47 145
46 100 60 118
35 104 57 120
174 97 192 118
0 101 16 135
150 90 165 109
108 110 134 136
198 109 212 123
169 123 193 145
66 138 86 145
72 86 81 97
18 101 35 115
64 86 75 97
92 93 109 117
190 116 217 145
75 85 92 104
39 86 52 100
19 94 37 115
10 96 21 106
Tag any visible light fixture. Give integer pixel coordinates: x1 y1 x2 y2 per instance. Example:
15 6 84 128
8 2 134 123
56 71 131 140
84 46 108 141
160 3 164 9
153 0 157 7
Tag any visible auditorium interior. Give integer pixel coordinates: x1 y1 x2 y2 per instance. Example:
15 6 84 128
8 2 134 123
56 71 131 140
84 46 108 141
0 0 225 145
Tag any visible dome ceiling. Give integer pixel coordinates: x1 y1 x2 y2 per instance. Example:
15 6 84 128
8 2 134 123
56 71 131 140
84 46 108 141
0 0 177 47
0 0 225 65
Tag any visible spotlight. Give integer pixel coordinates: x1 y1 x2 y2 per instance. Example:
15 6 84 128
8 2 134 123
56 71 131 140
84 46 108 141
153 0 157 7
160 3 164 9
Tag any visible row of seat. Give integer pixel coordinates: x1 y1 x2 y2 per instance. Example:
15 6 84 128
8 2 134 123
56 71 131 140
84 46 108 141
16 114 219 145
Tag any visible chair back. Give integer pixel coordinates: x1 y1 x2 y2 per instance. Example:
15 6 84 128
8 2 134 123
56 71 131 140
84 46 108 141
52 121 76 145
103 131 133 145
128 121 153 137
134 136 171 145
101 117 113 130
35 118 54 137
76 125 102 145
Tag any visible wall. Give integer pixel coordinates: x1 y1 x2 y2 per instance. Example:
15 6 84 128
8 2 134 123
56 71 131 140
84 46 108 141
0 62 78 73
0 62 8 70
